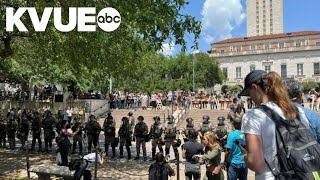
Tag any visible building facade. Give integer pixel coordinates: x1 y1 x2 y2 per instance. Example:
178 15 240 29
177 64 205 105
247 0 283 36
208 31 320 87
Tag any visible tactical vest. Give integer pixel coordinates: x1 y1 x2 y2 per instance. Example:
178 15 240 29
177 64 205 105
104 122 115 137
150 124 162 139
215 125 227 139
185 125 194 138
43 117 55 130
0 123 6 135
135 122 147 137
86 121 101 135
119 124 131 138
31 118 41 131
165 124 176 139
71 122 83 135
201 122 211 135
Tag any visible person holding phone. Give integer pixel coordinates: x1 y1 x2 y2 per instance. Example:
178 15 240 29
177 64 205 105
225 116 248 180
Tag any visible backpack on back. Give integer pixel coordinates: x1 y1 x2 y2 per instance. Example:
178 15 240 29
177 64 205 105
257 105 320 180
149 163 165 180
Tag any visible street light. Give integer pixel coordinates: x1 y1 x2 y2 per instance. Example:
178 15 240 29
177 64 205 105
191 50 200 93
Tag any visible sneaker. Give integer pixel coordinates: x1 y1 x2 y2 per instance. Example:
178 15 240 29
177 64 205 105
134 156 140 160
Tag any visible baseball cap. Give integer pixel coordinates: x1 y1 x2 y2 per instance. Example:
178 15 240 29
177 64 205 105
240 70 266 96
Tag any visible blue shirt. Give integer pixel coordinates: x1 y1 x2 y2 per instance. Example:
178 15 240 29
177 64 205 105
295 103 320 143
226 130 246 164
183 140 204 163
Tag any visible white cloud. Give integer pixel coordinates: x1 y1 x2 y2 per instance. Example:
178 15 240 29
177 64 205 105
201 0 246 42
159 43 176 56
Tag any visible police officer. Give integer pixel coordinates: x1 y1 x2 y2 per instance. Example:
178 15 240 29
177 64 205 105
42 110 56 153
31 111 42 152
134 116 148 161
7 112 18 150
85 115 101 153
182 117 196 142
0 113 6 148
128 112 135 128
71 117 84 155
17 111 30 150
199 115 212 137
149 116 164 161
118 117 132 159
214 116 228 149
164 115 179 160
103 115 116 158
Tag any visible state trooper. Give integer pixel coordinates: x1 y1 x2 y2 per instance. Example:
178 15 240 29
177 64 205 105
17 111 30 150
42 110 56 153
164 115 179 160
149 116 164 161
7 112 18 150
118 117 132 159
0 112 6 148
85 115 101 153
31 111 42 152
199 115 212 138
71 117 84 155
103 115 117 158
213 116 228 149
128 111 135 128
181 117 196 142
134 116 148 161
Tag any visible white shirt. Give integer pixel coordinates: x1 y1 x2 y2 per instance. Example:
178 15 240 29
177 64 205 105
83 153 102 170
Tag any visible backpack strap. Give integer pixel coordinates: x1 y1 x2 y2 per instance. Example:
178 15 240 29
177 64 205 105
256 105 296 179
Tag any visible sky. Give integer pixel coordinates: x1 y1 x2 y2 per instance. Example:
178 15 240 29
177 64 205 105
160 0 320 56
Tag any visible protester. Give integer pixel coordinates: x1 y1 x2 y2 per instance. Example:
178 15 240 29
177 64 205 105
225 116 248 180
182 129 204 180
148 152 175 180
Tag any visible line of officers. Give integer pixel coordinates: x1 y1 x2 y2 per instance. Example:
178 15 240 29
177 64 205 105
0 109 229 161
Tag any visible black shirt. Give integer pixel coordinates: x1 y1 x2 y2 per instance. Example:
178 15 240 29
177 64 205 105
183 140 204 163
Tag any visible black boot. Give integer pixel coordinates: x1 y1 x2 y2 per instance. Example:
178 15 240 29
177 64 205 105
126 146 131 160
150 148 156 161
112 146 116 158
159 147 164 154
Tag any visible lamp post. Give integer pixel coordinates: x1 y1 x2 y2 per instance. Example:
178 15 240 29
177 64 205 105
191 50 200 93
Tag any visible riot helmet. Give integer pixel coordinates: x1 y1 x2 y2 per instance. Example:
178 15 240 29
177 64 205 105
153 116 161 124
122 116 129 124
217 116 225 121
167 115 174 124
202 115 210 122
137 116 144 122
128 112 133 116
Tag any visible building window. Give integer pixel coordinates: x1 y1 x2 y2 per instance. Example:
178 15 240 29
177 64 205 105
250 66 255 72
297 64 304 76
316 42 320 46
236 67 241 78
265 43 270 50
265 65 271 73
220 50 225 53
223 68 228 78
281 64 287 78
251 45 256 50
279 42 285 48
296 42 301 47
314 63 320 75
236 47 241 52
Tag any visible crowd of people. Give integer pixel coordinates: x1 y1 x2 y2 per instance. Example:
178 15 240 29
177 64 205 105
0 70 320 180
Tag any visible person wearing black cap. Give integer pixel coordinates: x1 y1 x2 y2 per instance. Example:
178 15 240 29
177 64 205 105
240 70 300 179
134 116 148 160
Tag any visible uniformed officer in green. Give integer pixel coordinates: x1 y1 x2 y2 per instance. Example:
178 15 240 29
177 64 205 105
7 112 18 150
199 115 212 138
17 111 30 150
85 115 101 153
134 116 148 161
214 116 228 149
149 116 164 161
118 116 132 159
182 117 196 142
164 115 179 160
103 115 116 158
30 111 42 152
0 112 6 148
42 110 56 153
71 117 83 155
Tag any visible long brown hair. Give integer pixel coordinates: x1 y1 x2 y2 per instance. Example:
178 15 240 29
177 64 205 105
262 71 296 120
203 132 220 151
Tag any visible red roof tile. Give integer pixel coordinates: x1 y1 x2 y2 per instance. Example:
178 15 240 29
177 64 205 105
212 31 320 45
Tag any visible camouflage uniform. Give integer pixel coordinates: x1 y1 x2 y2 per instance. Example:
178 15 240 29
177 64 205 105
7 115 18 150
149 116 164 160
182 117 196 142
0 117 6 148
103 116 116 157
85 116 101 153
134 116 148 160
17 112 30 150
199 115 212 137
31 112 42 151
118 117 132 159
164 115 179 159
213 116 228 149
71 118 83 154
42 111 56 152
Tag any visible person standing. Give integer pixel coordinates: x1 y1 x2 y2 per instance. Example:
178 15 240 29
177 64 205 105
164 115 179 160
118 117 132 159
42 110 56 153
7 112 17 150
149 116 164 161
148 152 175 180
182 129 204 180
134 116 148 161
71 117 84 155
85 115 101 153
225 117 248 180
30 111 42 152
103 116 117 158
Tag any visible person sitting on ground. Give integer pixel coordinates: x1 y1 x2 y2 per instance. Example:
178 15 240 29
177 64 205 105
148 152 175 180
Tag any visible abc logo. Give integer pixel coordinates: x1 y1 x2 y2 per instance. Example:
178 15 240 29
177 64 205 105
97 8 121 32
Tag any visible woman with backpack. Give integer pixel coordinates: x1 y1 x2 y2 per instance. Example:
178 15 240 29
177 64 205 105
240 70 320 180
